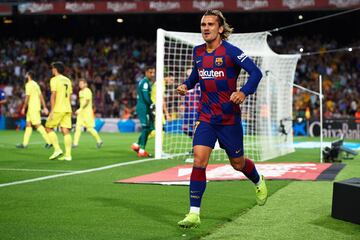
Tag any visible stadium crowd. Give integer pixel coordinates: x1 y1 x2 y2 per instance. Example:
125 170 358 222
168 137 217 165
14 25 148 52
0 35 359 120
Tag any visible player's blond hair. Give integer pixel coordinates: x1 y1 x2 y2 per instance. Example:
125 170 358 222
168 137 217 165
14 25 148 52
204 9 233 40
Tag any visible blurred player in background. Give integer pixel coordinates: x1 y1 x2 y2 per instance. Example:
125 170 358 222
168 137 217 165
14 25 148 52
73 79 103 148
45 61 73 161
148 73 173 138
16 71 51 148
176 10 267 228
0 86 7 128
131 66 156 157
182 68 201 138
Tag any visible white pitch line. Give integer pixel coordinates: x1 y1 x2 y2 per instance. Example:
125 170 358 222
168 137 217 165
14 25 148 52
0 168 76 173
0 157 159 188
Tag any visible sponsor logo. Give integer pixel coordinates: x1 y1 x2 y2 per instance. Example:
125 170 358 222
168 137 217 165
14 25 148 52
329 0 360 8
236 0 269 10
282 0 315 9
149 1 181 11
107 2 138 12
65 3 95 12
215 57 223 66
309 121 360 139
198 69 225 79
237 53 248 62
18 3 53 13
193 0 224 10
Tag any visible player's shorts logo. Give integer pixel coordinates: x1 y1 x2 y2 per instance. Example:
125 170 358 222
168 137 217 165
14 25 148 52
215 57 224 66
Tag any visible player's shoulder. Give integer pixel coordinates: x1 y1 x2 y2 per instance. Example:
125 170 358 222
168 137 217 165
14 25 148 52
222 40 242 52
85 87 92 94
193 43 206 55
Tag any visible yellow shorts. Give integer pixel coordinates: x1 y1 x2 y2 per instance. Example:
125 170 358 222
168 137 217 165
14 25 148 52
26 110 41 125
45 112 72 129
76 113 95 128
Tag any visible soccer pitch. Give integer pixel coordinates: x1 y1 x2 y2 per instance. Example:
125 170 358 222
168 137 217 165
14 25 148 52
0 131 359 240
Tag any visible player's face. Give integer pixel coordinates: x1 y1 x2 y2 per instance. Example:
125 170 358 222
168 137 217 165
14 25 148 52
79 81 85 89
146 68 156 82
200 15 223 43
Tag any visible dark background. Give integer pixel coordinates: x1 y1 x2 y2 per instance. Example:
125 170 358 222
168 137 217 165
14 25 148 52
1 9 360 45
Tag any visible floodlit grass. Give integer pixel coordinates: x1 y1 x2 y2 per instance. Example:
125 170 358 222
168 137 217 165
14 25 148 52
0 130 359 240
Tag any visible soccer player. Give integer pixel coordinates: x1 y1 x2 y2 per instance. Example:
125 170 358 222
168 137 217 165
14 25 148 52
73 79 103 148
45 61 73 161
131 66 155 157
176 10 267 228
16 71 51 148
0 86 7 129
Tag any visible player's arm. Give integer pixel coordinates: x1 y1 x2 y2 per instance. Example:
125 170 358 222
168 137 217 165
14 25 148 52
177 49 199 96
40 93 49 115
21 95 30 115
230 47 263 104
76 99 90 115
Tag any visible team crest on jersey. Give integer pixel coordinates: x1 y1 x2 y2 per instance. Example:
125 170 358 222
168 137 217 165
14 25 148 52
215 57 224 66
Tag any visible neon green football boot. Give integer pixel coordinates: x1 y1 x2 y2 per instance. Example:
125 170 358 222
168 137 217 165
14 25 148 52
178 213 201 228
255 175 268 206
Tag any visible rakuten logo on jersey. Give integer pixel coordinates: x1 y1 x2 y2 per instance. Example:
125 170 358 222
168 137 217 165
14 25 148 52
198 69 225 79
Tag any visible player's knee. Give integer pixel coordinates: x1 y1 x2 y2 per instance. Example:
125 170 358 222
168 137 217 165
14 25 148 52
230 156 245 171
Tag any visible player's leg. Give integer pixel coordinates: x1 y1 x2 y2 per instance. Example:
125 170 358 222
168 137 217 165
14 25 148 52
58 113 72 161
46 113 63 159
84 115 103 148
133 111 151 157
73 116 83 148
31 110 51 148
178 121 216 228
17 120 32 148
218 122 268 206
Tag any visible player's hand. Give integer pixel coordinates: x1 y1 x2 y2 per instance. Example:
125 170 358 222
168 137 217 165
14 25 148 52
177 84 188 96
75 108 81 115
48 111 54 120
230 91 246 104
42 107 49 115
21 107 25 115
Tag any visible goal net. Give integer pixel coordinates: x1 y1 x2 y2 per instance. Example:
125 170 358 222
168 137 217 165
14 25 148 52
155 29 300 161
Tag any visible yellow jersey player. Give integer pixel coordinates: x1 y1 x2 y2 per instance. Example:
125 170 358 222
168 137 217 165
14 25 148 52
73 79 103 148
45 61 73 161
16 71 51 149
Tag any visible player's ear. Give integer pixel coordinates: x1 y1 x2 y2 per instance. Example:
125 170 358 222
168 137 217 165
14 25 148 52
219 25 224 35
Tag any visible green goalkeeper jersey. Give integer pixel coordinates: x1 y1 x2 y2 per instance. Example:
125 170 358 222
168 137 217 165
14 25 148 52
136 77 152 113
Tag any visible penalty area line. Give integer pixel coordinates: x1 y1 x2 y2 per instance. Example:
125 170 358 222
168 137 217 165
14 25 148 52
0 168 76 173
0 157 158 188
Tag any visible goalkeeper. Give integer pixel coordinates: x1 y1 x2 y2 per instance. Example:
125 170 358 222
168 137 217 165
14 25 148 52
131 66 156 157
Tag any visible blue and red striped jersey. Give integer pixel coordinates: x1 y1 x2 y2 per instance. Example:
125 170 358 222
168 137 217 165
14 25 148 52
183 40 262 125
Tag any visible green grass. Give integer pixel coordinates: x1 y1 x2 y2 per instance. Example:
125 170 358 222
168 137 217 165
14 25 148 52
0 130 359 239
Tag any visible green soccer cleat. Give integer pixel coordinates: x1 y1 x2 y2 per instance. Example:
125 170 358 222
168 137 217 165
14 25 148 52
58 156 72 161
96 141 103 149
255 175 268 206
16 144 27 149
49 150 63 160
178 213 201 228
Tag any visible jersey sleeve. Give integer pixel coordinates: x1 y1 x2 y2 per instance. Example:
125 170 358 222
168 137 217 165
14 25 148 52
141 81 152 106
183 48 199 90
230 46 263 96
50 78 57 92
25 83 31 96
84 88 91 100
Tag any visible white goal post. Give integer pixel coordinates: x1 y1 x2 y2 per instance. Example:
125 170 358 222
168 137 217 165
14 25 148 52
155 28 300 161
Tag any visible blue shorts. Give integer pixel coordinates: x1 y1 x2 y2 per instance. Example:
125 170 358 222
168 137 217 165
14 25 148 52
193 121 244 158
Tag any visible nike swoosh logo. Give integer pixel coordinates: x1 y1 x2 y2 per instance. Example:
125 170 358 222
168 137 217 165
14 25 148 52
196 60 201 64
235 150 241 154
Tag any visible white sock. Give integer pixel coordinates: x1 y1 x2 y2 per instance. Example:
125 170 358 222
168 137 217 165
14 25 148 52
133 143 139 147
190 206 200 214
255 175 263 186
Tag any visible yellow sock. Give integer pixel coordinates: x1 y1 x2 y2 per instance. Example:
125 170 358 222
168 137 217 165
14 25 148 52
74 126 82 146
64 134 72 157
23 127 32 146
37 125 50 144
88 128 101 143
48 131 61 151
